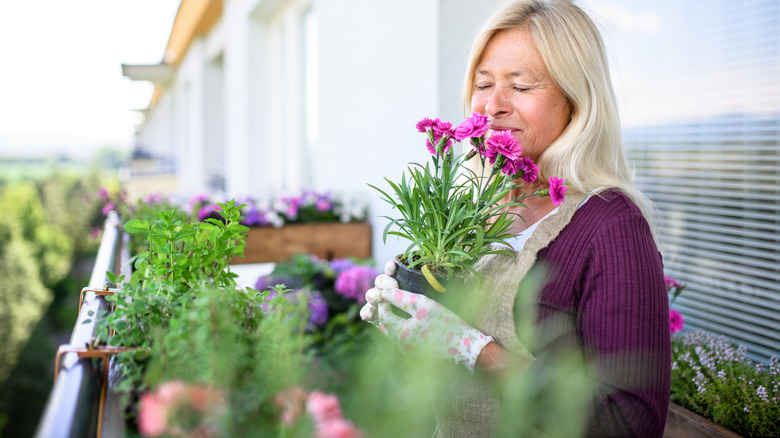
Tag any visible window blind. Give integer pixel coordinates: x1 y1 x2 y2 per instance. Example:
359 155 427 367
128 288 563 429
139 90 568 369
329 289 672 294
626 116 780 364
610 0 780 363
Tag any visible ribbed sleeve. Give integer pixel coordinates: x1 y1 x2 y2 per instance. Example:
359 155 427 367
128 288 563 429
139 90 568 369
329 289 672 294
535 190 671 438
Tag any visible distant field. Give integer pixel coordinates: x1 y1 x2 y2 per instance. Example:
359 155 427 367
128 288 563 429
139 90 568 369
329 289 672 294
0 158 106 182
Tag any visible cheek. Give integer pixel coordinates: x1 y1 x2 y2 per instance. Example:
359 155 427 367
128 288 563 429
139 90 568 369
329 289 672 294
471 95 487 113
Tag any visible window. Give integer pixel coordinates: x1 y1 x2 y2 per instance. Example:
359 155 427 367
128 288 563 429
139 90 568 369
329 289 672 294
587 0 780 362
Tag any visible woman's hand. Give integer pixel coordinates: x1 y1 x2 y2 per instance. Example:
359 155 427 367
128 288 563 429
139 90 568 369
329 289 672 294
360 273 494 372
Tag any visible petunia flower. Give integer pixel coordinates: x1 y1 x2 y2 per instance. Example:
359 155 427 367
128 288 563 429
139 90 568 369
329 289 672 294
334 265 378 303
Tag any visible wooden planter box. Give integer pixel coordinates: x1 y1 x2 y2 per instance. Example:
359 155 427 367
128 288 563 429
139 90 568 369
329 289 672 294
663 402 744 438
233 222 372 264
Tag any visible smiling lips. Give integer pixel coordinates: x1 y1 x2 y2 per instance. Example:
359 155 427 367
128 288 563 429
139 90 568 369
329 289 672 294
489 125 521 134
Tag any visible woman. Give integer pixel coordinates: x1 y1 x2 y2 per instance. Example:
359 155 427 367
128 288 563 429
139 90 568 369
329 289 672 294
361 0 671 436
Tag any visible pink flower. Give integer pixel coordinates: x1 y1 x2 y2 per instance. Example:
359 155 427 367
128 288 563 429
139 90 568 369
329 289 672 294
415 308 428 321
416 117 437 133
665 275 681 290
432 119 454 138
426 136 454 155
307 391 343 424
453 112 489 140
463 337 471 347
501 156 539 181
101 202 114 215
97 187 110 201
316 417 364 438
485 130 522 163
670 310 684 333
138 392 167 436
548 177 567 206
316 199 331 212
334 265 378 303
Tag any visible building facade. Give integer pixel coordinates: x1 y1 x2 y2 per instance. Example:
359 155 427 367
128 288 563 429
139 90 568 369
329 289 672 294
125 0 780 362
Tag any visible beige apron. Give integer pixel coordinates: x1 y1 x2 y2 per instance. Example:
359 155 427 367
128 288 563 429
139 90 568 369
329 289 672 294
431 191 587 438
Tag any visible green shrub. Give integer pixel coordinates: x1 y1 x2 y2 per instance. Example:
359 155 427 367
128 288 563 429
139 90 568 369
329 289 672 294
671 330 780 437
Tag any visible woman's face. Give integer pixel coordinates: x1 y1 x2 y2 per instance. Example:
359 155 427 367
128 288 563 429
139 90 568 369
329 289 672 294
471 28 572 163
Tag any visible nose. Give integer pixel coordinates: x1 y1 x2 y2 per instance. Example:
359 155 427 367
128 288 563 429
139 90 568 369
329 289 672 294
484 86 512 118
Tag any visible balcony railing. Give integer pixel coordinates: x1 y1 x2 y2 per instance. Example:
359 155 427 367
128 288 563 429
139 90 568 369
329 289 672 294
35 211 130 438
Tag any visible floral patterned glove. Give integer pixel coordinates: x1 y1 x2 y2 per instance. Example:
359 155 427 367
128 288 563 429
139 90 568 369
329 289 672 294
360 272 494 372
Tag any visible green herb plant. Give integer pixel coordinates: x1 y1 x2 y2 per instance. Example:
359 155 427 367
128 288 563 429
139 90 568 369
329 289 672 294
97 200 251 396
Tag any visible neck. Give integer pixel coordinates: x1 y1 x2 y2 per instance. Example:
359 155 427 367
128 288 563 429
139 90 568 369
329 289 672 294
504 183 557 233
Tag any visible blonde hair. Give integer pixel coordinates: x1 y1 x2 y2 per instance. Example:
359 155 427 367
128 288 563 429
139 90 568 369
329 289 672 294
463 0 657 235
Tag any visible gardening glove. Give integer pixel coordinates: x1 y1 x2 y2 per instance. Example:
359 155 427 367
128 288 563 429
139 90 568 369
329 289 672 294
357 260 398 322
360 275 494 372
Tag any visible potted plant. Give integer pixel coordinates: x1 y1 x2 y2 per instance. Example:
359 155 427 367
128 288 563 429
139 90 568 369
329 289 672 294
370 113 566 297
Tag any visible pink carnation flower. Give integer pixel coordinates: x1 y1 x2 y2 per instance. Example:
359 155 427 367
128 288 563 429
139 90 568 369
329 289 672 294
453 112 489 140
416 117 436 133
501 156 539 181
665 275 681 290
548 177 567 206
670 309 684 333
485 130 522 163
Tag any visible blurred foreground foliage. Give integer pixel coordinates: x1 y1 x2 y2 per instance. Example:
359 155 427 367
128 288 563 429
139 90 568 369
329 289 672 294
0 170 107 438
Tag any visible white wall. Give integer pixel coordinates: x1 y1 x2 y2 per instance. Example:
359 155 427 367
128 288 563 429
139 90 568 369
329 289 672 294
134 0 504 266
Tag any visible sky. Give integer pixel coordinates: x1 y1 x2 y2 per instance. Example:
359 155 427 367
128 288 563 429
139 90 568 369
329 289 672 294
0 0 180 157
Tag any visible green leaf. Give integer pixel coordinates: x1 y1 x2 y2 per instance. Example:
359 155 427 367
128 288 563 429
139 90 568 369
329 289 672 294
124 219 150 234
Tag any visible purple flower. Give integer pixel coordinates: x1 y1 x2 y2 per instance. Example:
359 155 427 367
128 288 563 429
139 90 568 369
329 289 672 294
260 288 328 327
485 130 522 164
549 177 567 206
143 193 164 204
453 112 489 140
307 291 329 326
329 258 355 273
334 265 378 303
188 193 209 209
198 204 221 221
670 310 684 333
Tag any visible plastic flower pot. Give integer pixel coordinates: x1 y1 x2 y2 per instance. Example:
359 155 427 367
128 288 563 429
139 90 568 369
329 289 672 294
393 255 467 303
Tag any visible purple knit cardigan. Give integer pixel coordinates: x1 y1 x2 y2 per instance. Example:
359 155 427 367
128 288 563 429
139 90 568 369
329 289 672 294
531 189 671 437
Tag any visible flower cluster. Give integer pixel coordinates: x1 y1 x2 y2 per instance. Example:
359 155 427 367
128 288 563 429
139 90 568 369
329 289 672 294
138 380 225 437
670 330 779 436
190 190 368 228
372 113 566 279
665 275 687 334
255 255 378 329
274 387 364 438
